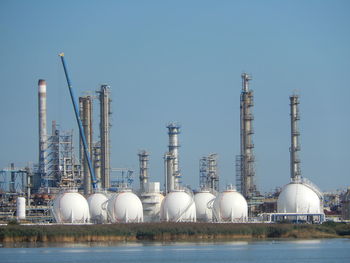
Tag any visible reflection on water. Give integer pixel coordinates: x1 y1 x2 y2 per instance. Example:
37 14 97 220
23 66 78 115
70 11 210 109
0 239 350 263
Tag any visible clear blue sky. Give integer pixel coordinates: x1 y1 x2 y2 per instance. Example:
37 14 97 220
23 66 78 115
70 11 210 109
0 0 349 193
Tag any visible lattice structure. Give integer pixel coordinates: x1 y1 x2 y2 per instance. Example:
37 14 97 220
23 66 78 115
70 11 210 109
199 154 219 192
44 121 81 190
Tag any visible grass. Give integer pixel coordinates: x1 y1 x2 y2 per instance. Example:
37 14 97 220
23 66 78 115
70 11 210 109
0 222 349 242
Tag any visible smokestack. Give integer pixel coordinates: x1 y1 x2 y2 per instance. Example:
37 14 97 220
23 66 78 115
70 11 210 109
38 79 47 186
290 94 301 181
138 150 149 193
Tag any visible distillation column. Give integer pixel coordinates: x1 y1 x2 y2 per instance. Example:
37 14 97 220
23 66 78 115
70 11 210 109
138 150 149 193
93 143 101 188
239 73 257 199
38 79 47 187
79 96 93 195
164 153 175 193
98 85 111 189
165 123 181 192
290 94 301 181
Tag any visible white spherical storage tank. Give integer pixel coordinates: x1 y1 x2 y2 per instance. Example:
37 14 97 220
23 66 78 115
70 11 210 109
160 190 196 222
194 191 215 222
16 197 26 220
107 190 143 223
87 193 108 223
213 189 248 223
277 182 322 214
52 190 90 223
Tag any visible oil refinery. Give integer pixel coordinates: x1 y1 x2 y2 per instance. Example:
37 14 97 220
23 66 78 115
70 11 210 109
0 55 349 225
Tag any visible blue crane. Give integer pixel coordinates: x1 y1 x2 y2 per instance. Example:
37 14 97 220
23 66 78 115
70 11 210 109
59 53 98 190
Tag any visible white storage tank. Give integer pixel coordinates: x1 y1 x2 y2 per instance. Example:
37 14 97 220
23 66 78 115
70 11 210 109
87 192 108 223
141 182 164 222
160 190 196 222
277 182 322 214
213 188 248 222
194 191 215 222
107 190 143 223
52 190 90 223
16 197 26 220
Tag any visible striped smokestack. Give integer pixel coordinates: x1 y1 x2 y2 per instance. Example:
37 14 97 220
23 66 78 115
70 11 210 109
38 79 47 186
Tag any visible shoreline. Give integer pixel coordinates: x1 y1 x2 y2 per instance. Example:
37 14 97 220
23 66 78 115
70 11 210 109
1 222 349 243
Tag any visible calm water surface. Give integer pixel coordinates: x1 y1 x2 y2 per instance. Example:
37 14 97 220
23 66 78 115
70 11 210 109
1 239 350 263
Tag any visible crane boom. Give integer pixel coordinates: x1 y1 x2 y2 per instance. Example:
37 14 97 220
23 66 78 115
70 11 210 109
59 53 98 190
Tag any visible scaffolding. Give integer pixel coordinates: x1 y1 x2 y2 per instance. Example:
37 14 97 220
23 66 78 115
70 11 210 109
199 154 219 192
235 155 242 193
44 121 81 190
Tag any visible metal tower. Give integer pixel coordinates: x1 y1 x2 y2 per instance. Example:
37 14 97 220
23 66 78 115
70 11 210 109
45 121 78 190
79 96 93 195
98 85 111 189
138 150 149 193
290 94 301 181
237 73 257 199
199 154 219 192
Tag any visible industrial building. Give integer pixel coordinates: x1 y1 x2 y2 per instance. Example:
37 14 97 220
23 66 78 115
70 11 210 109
0 55 347 224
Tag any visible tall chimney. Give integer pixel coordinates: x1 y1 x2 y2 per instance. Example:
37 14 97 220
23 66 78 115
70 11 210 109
38 79 47 186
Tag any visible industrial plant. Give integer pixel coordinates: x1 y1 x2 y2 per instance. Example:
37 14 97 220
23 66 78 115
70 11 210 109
0 55 349 225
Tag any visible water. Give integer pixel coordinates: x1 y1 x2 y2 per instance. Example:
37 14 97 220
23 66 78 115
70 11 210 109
1 239 350 263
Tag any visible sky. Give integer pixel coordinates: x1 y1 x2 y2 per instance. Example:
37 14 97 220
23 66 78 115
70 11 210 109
0 0 349 193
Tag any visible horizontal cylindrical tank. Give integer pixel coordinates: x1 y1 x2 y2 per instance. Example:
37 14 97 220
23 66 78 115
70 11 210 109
160 190 196 222
194 191 215 222
17 197 26 220
87 192 108 223
52 190 90 223
213 189 248 222
107 190 143 223
277 182 321 214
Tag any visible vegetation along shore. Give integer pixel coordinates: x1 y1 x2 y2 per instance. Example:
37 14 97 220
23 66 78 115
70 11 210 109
1 222 350 243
